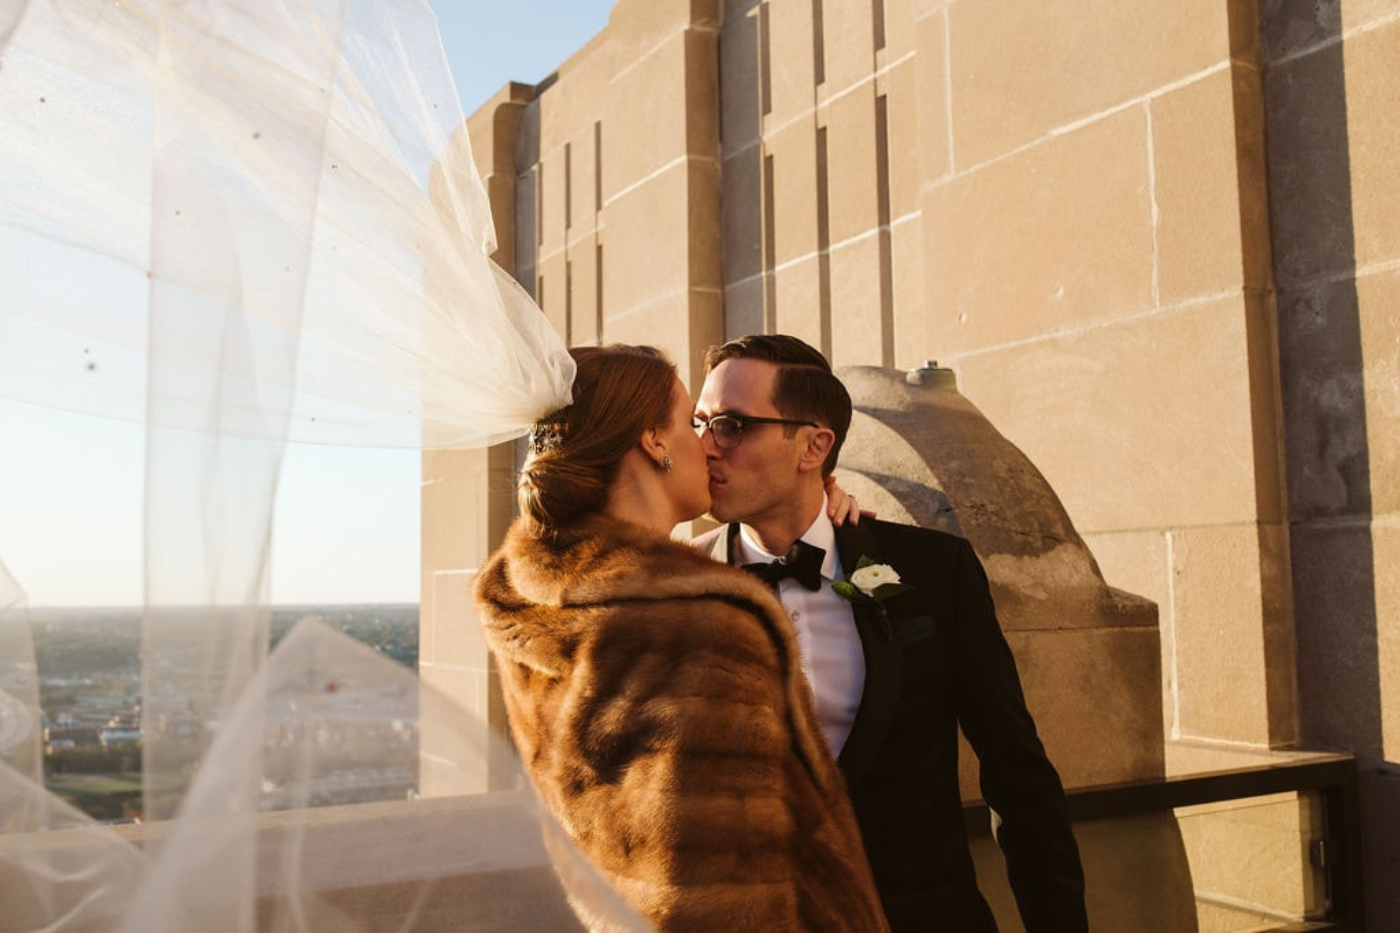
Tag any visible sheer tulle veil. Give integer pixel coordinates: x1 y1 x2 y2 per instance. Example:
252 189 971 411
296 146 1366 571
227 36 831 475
0 0 646 928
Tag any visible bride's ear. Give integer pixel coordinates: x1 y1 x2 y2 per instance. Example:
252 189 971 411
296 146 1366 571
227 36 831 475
638 426 669 471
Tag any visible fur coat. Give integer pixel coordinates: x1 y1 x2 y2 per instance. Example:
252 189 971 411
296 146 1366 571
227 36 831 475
474 513 888 932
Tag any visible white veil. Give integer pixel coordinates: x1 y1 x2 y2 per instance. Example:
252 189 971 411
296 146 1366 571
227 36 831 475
0 0 646 928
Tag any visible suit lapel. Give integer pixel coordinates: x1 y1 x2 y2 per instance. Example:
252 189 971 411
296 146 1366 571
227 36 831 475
833 521 904 789
712 521 740 565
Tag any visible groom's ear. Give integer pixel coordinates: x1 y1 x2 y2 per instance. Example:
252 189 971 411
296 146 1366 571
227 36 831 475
797 426 835 474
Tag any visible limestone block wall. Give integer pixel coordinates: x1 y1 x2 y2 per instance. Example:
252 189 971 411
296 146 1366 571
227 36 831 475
509 0 725 386
719 0 1299 754
719 0 926 368
915 0 1294 754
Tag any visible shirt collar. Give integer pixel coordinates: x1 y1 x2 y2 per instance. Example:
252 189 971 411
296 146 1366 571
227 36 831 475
736 494 839 581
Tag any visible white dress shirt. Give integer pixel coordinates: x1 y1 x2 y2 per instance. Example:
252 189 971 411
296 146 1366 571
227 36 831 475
736 499 866 755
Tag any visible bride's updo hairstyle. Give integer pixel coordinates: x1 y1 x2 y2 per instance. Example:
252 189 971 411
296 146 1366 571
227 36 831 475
519 344 678 532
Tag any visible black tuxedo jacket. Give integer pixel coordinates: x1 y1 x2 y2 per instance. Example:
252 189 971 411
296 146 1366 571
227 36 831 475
698 517 1087 932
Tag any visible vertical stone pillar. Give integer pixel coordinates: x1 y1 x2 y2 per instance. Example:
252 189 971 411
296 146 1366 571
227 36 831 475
418 87 536 796
1262 2 1400 924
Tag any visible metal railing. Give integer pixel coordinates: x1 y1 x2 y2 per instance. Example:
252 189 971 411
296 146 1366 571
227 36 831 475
964 751 1363 931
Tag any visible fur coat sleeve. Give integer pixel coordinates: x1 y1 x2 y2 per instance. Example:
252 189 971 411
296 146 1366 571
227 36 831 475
474 514 887 932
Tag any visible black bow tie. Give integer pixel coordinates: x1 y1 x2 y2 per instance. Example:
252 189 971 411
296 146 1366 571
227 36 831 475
742 539 826 592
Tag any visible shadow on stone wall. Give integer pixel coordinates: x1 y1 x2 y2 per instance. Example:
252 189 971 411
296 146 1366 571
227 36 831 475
1261 1 1394 924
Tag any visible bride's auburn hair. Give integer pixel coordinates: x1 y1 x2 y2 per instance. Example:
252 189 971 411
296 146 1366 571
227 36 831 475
519 344 677 532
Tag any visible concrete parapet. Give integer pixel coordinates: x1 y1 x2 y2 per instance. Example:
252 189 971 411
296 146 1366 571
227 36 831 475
836 362 1194 928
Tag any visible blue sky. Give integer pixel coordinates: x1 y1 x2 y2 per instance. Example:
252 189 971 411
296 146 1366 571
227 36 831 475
0 2 613 607
437 3 613 115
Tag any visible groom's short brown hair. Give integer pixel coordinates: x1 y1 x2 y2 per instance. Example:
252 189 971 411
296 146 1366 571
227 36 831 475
703 335 851 477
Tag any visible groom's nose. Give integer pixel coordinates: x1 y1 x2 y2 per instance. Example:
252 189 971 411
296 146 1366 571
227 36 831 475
699 431 724 460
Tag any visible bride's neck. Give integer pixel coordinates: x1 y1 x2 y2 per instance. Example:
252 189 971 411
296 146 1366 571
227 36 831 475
602 457 677 537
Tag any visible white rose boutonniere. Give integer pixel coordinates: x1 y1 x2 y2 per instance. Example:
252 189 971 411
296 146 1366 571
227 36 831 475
833 556 913 605
849 563 900 596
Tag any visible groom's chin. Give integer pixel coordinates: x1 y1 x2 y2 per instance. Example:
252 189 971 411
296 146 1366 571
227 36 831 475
706 498 737 524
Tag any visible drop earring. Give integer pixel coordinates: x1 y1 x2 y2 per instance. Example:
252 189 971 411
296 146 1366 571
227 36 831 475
661 453 674 473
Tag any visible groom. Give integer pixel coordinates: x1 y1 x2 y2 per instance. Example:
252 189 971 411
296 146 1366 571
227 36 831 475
692 335 1087 932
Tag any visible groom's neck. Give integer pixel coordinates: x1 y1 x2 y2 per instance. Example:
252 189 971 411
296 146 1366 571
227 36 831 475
741 484 826 556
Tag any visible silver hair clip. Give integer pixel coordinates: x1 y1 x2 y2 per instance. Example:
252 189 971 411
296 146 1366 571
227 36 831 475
529 421 568 454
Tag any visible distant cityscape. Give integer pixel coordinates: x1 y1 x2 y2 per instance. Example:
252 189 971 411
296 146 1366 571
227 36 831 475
27 604 419 822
